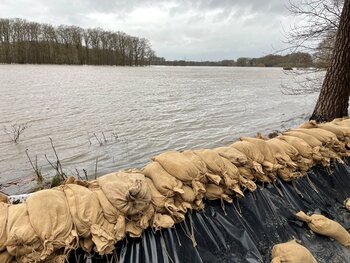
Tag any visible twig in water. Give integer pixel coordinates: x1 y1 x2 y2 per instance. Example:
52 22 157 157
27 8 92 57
94 157 98 179
4 122 30 143
25 149 44 182
102 132 107 143
93 133 103 146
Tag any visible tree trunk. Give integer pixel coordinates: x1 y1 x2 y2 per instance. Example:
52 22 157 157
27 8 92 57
310 0 350 122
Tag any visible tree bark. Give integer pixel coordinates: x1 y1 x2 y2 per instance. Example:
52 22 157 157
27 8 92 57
310 0 350 122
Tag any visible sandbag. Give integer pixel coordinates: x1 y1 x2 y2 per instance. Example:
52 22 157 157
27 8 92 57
0 203 9 251
26 189 78 260
88 181 121 224
125 221 143 238
193 149 227 176
284 131 323 148
345 198 350 212
296 211 350 247
231 141 264 164
153 151 200 182
6 203 42 261
142 162 184 197
213 146 248 166
279 135 313 159
63 184 116 254
0 251 14 263
180 185 196 203
145 178 178 214
266 138 297 168
97 171 151 216
153 213 175 230
0 192 8 203
205 184 232 203
271 240 317 263
182 150 209 176
318 123 346 140
294 128 338 145
299 120 318 129
240 137 277 167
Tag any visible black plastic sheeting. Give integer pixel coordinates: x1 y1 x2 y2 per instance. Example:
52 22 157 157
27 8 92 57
69 161 350 263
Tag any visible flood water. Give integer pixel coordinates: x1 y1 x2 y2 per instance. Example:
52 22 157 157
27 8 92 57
0 65 319 194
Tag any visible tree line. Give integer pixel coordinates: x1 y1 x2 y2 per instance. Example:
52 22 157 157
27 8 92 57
0 18 155 66
152 52 313 68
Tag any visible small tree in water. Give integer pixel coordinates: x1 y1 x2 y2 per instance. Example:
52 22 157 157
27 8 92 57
310 0 350 122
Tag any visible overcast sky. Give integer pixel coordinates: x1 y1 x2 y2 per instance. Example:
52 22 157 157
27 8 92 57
0 0 296 61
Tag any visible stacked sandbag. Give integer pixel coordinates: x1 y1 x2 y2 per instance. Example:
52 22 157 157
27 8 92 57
26 189 78 260
296 211 350 248
5 203 42 262
271 240 317 263
231 141 271 182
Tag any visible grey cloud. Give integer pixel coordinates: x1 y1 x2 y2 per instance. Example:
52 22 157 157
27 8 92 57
0 0 293 60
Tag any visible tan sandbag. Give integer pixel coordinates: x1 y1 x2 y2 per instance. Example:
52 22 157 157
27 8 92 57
294 128 338 145
299 120 318 129
267 138 297 168
296 211 350 247
88 181 121 224
318 123 346 140
137 205 155 230
231 141 264 163
0 203 9 252
152 213 175 230
193 149 227 175
0 192 8 203
6 203 42 260
206 172 222 185
237 166 255 181
0 250 14 263
97 171 151 216
277 167 302 182
180 185 196 203
239 176 257 192
220 157 244 197
142 162 184 197
284 131 323 148
64 176 89 187
345 198 350 212
240 137 277 166
279 135 313 159
271 240 317 263
182 150 209 176
125 221 143 238
334 118 350 127
26 189 78 260
63 184 116 254
205 184 232 203
153 151 200 182
213 146 248 166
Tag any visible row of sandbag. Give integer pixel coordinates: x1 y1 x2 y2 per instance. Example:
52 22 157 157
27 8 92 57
1 119 350 262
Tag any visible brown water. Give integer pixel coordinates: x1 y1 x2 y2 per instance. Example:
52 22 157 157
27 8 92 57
0 65 318 194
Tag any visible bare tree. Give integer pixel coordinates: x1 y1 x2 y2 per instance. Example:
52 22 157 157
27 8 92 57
310 0 350 121
283 0 344 94
4 122 29 143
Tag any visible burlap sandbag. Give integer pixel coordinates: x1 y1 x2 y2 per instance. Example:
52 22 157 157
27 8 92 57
180 185 196 203
145 178 178 214
142 162 184 197
279 135 314 159
97 171 151 216
0 251 14 263
182 150 209 176
6 203 42 261
63 184 116 254
296 211 350 247
284 131 323 148
240 137 278 169
88 181 121 224
267 138 297 168
318 123 347 140
213 146 248 166
206 172 223 185
0 192 8 204
295 128 338 146
271 240 317 263
152 151 200 182
345 198 350 211
0 203 9 252
125 221 143 238
220 157 245 196
205 184 233 203
153 213 175 230
193 149 227 176
231 141 265 173
26 189 78 260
